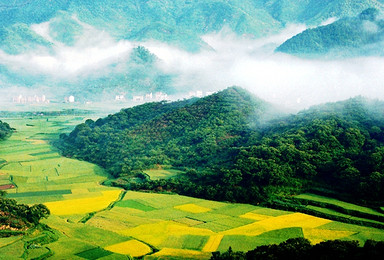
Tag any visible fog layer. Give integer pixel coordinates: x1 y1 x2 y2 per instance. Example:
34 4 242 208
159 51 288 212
1 19 384 110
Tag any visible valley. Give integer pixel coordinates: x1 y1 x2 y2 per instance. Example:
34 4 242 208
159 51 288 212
1 105 384 259
1 1 384 259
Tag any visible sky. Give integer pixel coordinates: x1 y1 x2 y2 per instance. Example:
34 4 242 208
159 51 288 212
1 16 384 110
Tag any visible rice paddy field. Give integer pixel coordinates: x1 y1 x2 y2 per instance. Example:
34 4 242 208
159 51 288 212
1 113 384 259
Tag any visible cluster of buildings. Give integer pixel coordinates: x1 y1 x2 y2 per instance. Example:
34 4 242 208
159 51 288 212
115 92 169 102
12 95 49 104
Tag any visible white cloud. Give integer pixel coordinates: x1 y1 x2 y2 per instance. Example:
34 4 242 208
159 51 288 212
0 17 134 79
142 26 384 110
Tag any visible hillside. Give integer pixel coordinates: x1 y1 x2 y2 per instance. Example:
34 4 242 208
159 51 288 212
264 0 384 25
2 0 383 53
276 8 384 57
58 88 384 206
59 87 274 175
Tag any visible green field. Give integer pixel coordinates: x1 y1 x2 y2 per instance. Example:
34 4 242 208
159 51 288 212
1 114 384 259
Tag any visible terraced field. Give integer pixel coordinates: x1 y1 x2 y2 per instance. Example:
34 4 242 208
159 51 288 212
1 115 384 259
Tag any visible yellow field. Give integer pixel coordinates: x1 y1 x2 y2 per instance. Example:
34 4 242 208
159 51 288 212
303 228 356 244
202 235 224 252
221 213 332 236
26 139 47 145
44 190 122 215
148 248 211 259
105 239 152 257
240 212 272 221
119 221 214 247
174 203 211 213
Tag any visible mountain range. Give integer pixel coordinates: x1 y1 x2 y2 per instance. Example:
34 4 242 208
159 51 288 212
1 0 384 101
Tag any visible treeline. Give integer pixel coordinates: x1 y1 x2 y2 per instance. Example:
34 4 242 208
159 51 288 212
212 238 384 260
58 87 384 204
0 120 12 140
0 192 50 237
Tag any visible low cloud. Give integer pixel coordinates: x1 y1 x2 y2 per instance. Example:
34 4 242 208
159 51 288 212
142 26 384 110
1 18 384 110
0 17 134 80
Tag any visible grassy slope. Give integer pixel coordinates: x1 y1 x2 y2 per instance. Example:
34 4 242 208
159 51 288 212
0 113 384 259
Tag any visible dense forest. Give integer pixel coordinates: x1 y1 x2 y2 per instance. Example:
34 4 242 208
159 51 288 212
58 87 384 205
212 238 384 260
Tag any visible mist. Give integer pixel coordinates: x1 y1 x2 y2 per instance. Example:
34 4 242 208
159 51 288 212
1 17 384 111
143 25 384 110
0 16 134 80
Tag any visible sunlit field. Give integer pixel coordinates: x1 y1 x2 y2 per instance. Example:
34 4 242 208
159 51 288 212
1 114 384 259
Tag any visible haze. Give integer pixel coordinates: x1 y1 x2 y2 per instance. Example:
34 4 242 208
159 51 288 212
1 18 384 110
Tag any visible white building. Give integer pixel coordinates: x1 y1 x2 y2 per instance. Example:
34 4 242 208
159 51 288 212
133 95 144 102
68 96 75 103
115 95 125 101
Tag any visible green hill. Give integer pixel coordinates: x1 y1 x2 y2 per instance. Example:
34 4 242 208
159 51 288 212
59 87 274 174
58 88 384 205
264 0 384 25
276 8 384 57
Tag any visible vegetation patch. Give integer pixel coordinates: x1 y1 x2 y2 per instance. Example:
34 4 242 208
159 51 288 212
7 190 72 198
75 247 113 260
146 248 211 259
44 190 121 215
303 228 356 244
173 217 204 226
115 200 155 212
174 204 211 213
221 213 331 236
104 239 152 257
240 212 272 221
202 234 224 252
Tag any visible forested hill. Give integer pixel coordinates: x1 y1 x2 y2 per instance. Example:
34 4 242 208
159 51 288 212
58 87 274 175
276 8 384 57
59 89 384 204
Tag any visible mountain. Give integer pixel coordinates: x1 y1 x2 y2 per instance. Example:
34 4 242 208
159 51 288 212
276 8 384 57
2 0 383 52
1 1 384 99
263 0 384 25
58 88 384 204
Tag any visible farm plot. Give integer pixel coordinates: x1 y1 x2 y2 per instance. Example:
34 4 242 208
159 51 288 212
0 117 118 206
296 193 384 217
44 190 122 215
92 191 384 256
143 168 183 180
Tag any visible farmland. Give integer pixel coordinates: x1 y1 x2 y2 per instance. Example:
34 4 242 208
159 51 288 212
1 113 384 259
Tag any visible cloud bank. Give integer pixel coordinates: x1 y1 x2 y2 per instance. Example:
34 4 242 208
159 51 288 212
1 18 384 110
0 16 134 80
143 25 384 110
